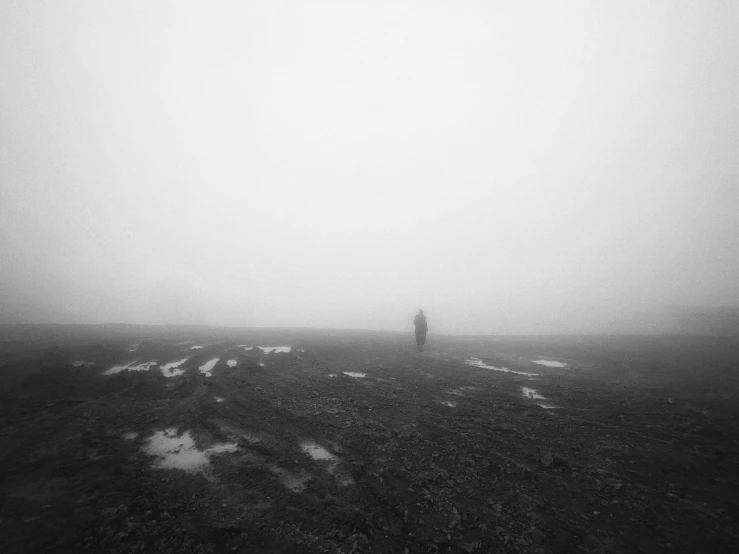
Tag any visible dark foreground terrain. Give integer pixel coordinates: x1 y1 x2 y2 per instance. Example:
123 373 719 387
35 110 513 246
0 325 738 553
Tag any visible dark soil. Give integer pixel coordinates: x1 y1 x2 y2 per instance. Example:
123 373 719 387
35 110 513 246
0 325 738 553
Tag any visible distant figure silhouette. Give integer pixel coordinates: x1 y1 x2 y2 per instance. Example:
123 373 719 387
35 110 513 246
413 309 428 351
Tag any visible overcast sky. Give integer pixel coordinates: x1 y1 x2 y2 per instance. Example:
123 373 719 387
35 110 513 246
1 0 738 334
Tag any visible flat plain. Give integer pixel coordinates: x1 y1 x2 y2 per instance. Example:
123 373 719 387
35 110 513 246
0 325 737 553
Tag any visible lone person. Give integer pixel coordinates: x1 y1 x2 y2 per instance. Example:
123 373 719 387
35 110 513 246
413 309 428 351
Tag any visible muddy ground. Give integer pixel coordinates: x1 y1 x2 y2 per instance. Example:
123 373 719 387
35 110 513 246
0 324 738 553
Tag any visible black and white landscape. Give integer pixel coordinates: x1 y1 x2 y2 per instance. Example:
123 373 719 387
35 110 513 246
1 1 738 552
1 325 738 553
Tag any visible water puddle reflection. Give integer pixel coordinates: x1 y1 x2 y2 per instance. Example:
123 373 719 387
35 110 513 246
533 359 568 368
466 357 538 376
199 358 220 377
142 428 237 478
301 441 353 486
104 361 157 376
161 358 189 378
241 346 292 354
226 359 237 367
522 387 545 400
259 346 292 354
343 372 366 378
301 442 336 462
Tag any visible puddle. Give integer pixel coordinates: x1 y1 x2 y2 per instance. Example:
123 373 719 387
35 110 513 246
301 442 337 462
176 340 192 345
160 358 189 378
199 358 220 377
532 359 568 368
142 428 237 478
343 372 366 378
190 346 204 350
259 346 292 354
127 344 139 352
122 432 139 441
300 441 353 486
466 357 538 377
441 401 457 408
327 374 337 378
226 359 237 367
522 387 546 400
538 404 561 409
258 362 265 367
103 361 157 376
214 397 225 403
72 360 95 368
240 346 292 354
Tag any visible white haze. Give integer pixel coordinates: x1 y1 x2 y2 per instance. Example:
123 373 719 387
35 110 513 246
1 1 738 334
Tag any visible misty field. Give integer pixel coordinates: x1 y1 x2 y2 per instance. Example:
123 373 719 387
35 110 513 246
0 325 738 553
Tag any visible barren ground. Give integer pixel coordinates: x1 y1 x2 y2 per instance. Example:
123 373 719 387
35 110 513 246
0 325 738 553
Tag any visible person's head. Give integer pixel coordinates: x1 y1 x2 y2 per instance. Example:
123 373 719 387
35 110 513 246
418 309 424 315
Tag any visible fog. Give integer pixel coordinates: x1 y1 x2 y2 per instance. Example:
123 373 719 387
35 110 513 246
1 1 738 334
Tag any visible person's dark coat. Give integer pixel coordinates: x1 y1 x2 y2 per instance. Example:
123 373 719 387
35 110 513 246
414 314 428 346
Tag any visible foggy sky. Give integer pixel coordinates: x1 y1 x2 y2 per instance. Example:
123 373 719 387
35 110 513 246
1 1 738 334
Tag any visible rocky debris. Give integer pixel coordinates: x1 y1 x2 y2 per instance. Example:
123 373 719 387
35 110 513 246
1 329 739 553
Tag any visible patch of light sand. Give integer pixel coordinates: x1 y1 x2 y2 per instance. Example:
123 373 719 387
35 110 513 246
466 357 538 377
441 401 457 407
160 358 189 378
532 359 568 368
199 358 220 377
226 359 237 367
522 387 546 400
122 432 139 441
539 404 561 409
142 428 237 477
190 345 204 350
343 372 366 378
103 361 157 376
214 396 225 403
